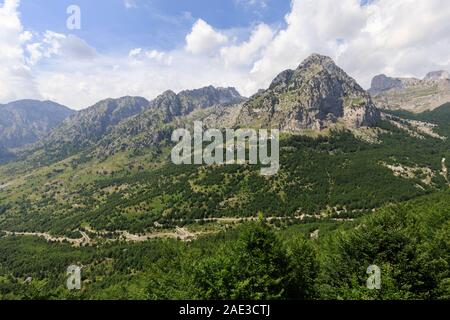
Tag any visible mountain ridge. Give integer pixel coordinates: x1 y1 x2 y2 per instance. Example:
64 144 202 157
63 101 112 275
234 53 381 131
369 71 450 112
17 87 244 162
0 99 75 150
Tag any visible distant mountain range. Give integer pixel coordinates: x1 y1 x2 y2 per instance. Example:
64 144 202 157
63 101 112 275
25 86 244 162
0 100 75 149
13 54 386 165
369 70 450 113
2 59 449 160
2 54 449 165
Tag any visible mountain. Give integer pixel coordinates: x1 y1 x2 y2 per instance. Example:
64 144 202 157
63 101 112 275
41 96 151 151
424 70 450 81
161 86 243 119
91 86 244 156
233 54 381 131
0 100 75 149
26 96 155 163
21 54 385 164
25 87 243 161
369 71 450 112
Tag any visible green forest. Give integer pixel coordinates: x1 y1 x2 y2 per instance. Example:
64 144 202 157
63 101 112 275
1 118 449 236
0 188 449 300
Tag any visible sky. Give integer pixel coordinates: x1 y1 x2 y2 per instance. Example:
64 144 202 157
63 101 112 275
1 0 450 110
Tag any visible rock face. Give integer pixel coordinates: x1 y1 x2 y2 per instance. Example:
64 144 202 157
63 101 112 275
424 71 450 82
149 86 243 122
369 75 424 95
369 70 450 112
93 86 244 154
22 86 244 160
235 54 380 131
0 100 75 149
44 96 151 150
369 75 404 95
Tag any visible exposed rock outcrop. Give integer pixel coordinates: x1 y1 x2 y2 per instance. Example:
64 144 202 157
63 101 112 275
235 54 380 131
0 100 75 149
369 70 450 112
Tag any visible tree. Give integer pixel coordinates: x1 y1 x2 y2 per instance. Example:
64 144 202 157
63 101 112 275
192 222 319 300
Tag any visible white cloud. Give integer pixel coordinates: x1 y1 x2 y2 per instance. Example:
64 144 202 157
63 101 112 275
41 31 97 60
185 19 228 55
235 0 268 10
146 50 172 65
124 0 137 9
220 23 274 67
26 42 43 65
24 31 97 66
1 0 450 110
249 0 450 89
0 0 40 102
128 48 172 66
128 47 142 58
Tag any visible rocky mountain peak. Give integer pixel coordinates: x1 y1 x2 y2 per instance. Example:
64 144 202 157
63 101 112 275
424 70 450 82
269 54 344 91
157 90 177 99
298 53 339 71
0 100 75 149
369 70 450 112
369 74 403 94
151 86 244 120
236 54 380 131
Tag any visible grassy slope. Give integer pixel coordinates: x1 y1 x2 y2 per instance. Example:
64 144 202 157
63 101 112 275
0 118 449 236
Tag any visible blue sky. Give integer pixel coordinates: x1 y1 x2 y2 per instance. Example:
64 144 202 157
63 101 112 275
19 0 291 54
1 0 449 109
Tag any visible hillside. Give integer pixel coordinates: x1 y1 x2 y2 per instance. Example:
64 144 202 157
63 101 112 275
0 100 75 150
19 87 244 165
0 57 449 237
369 71 450 113
383 102 450 137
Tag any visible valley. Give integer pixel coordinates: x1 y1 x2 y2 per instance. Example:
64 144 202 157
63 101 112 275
0 54 449 300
